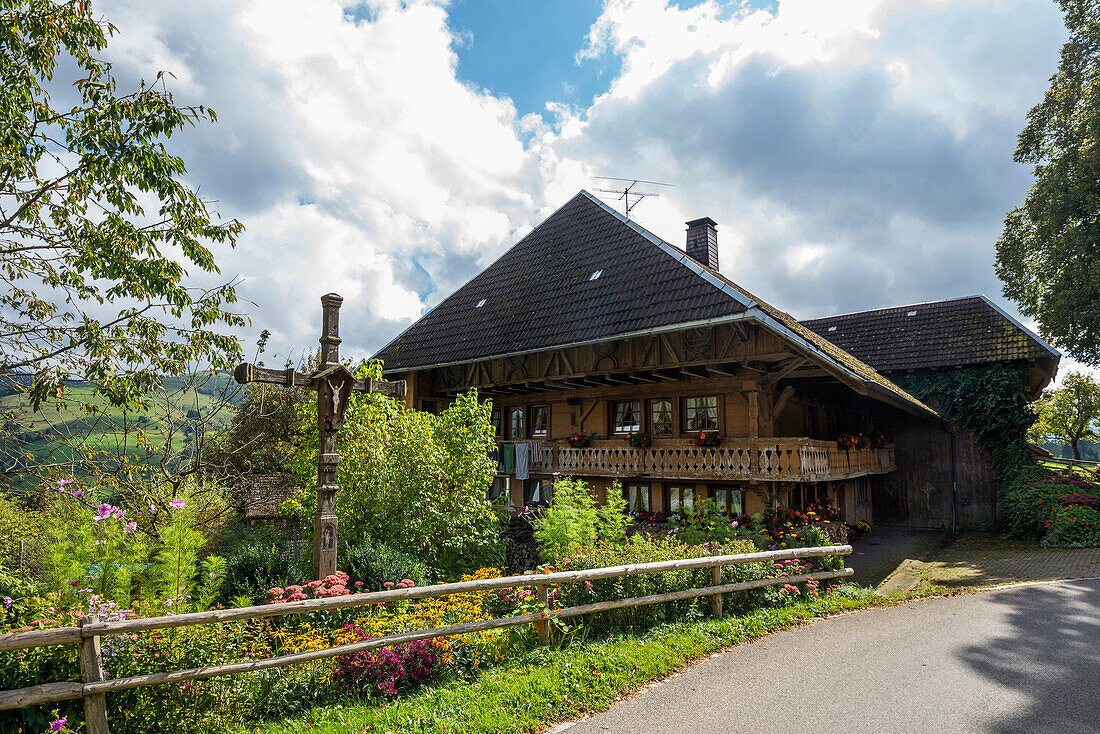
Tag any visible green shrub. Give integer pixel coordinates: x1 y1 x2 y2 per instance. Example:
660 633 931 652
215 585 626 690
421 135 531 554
1000 473 1099 540
533 478 627 563
1042 503 1100 547
222 541 301 605
339 537 429 591
666 498 740 546
535 535 769 635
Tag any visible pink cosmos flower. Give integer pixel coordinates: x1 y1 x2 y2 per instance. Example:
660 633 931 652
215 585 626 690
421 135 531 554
93 504 114 521
123 521 137 534
149 503 157 514
72 489 85 498
170 498 186 510
50 717 67 731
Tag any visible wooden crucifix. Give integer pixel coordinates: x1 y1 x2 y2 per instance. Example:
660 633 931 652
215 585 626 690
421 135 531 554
232 293 406 579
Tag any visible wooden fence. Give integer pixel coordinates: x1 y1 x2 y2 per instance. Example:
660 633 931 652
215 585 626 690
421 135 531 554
0 544 853 733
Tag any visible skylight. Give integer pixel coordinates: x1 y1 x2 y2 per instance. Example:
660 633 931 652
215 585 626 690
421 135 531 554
589 270 602 281
476 299 486 308
828 326 837 332
907 310 918 317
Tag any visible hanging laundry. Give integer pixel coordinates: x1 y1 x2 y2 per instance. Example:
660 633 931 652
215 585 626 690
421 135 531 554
501 443 515 474
515 442 529 481
531 440 543 464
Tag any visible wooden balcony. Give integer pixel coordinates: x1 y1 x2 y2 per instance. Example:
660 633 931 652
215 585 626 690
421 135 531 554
523 438 894 483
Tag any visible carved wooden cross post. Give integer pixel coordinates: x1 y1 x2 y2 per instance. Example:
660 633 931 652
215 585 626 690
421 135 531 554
233 293 406 579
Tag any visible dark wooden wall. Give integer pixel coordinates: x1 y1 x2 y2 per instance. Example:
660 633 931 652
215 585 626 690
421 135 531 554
874 420 996 529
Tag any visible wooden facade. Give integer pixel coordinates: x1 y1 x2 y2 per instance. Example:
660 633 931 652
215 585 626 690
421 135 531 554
374 192 1059 530
393 319 924 523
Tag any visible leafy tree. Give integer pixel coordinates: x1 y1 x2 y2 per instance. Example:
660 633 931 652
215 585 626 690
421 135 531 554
996 0 1100 364
285 362 501 576
1030 371 1100 460
0 0 244 409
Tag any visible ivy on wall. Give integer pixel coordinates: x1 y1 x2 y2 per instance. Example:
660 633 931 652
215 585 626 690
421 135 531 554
894 364 1040 490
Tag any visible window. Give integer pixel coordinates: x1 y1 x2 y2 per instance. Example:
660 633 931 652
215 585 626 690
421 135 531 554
650 399 673 436
509 408 525 439
421 400 438 415
712 487 744 516
531 405 549 436
525 478 553 504
491 409 501 437
612 400 641 433
684 396 719 432
487 476 505 500
667 485 694 514
624 484 650 514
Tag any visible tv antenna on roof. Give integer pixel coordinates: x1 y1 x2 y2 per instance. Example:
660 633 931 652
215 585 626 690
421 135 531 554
594 176 674 219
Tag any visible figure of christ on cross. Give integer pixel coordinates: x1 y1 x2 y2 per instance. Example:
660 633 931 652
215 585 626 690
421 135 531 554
232 293 406 579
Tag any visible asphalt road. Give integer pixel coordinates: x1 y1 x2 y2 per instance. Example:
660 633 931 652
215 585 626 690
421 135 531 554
560 579 1100 734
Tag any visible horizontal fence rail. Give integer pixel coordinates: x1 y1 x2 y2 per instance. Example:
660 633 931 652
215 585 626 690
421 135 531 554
0 545 853 732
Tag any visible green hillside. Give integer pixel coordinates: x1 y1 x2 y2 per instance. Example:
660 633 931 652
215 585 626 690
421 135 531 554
0 372 242 495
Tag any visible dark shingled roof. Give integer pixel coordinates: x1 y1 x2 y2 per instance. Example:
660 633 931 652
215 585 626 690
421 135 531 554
374 191 940 418
374 191 749 370
801 296 1060 373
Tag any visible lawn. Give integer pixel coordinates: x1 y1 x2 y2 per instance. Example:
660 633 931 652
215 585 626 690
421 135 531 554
237 587 895 734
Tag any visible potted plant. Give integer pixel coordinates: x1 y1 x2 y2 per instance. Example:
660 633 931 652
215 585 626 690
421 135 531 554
688 430 723 447
626 431 651 448
565 430 592 448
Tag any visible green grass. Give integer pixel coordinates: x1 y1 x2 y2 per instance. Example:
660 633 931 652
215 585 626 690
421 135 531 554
238 588 895 734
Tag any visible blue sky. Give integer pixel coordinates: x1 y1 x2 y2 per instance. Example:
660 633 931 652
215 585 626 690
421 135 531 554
448 1 780 119
92 0 1081 375
448 0 618 117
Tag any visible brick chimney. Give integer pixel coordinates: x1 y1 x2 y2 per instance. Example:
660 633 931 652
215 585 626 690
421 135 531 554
685 217 719 271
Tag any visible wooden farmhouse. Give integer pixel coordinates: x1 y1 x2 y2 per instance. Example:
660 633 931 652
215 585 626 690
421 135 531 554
373 191 1058 529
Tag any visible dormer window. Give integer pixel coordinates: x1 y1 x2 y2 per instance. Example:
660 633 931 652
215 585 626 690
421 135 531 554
476 299 487 308
589 270 602 281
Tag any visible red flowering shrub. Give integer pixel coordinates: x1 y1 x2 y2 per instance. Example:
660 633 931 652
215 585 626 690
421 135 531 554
1002 473 1100 541
1061 493 1100 511
332 629 446 696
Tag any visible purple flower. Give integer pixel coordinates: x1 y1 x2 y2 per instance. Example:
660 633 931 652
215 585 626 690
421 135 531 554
170 498 186 510
50 717 67 731
92 504 114 521
72 489 85 498
2 597 12 609
123 521 137 534
69 579 79 587
113 508 126 519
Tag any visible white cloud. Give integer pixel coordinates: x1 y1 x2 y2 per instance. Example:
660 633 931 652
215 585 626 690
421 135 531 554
89 0 1073 371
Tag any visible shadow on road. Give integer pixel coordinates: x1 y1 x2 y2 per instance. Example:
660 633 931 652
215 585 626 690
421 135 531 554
959 579 1100 733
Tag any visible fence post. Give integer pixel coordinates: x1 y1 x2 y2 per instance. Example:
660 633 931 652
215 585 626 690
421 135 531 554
711 565 723 618
535 583 549 646
78 614 110 734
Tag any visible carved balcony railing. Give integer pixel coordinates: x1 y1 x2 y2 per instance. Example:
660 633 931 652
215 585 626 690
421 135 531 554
505 438 894 483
